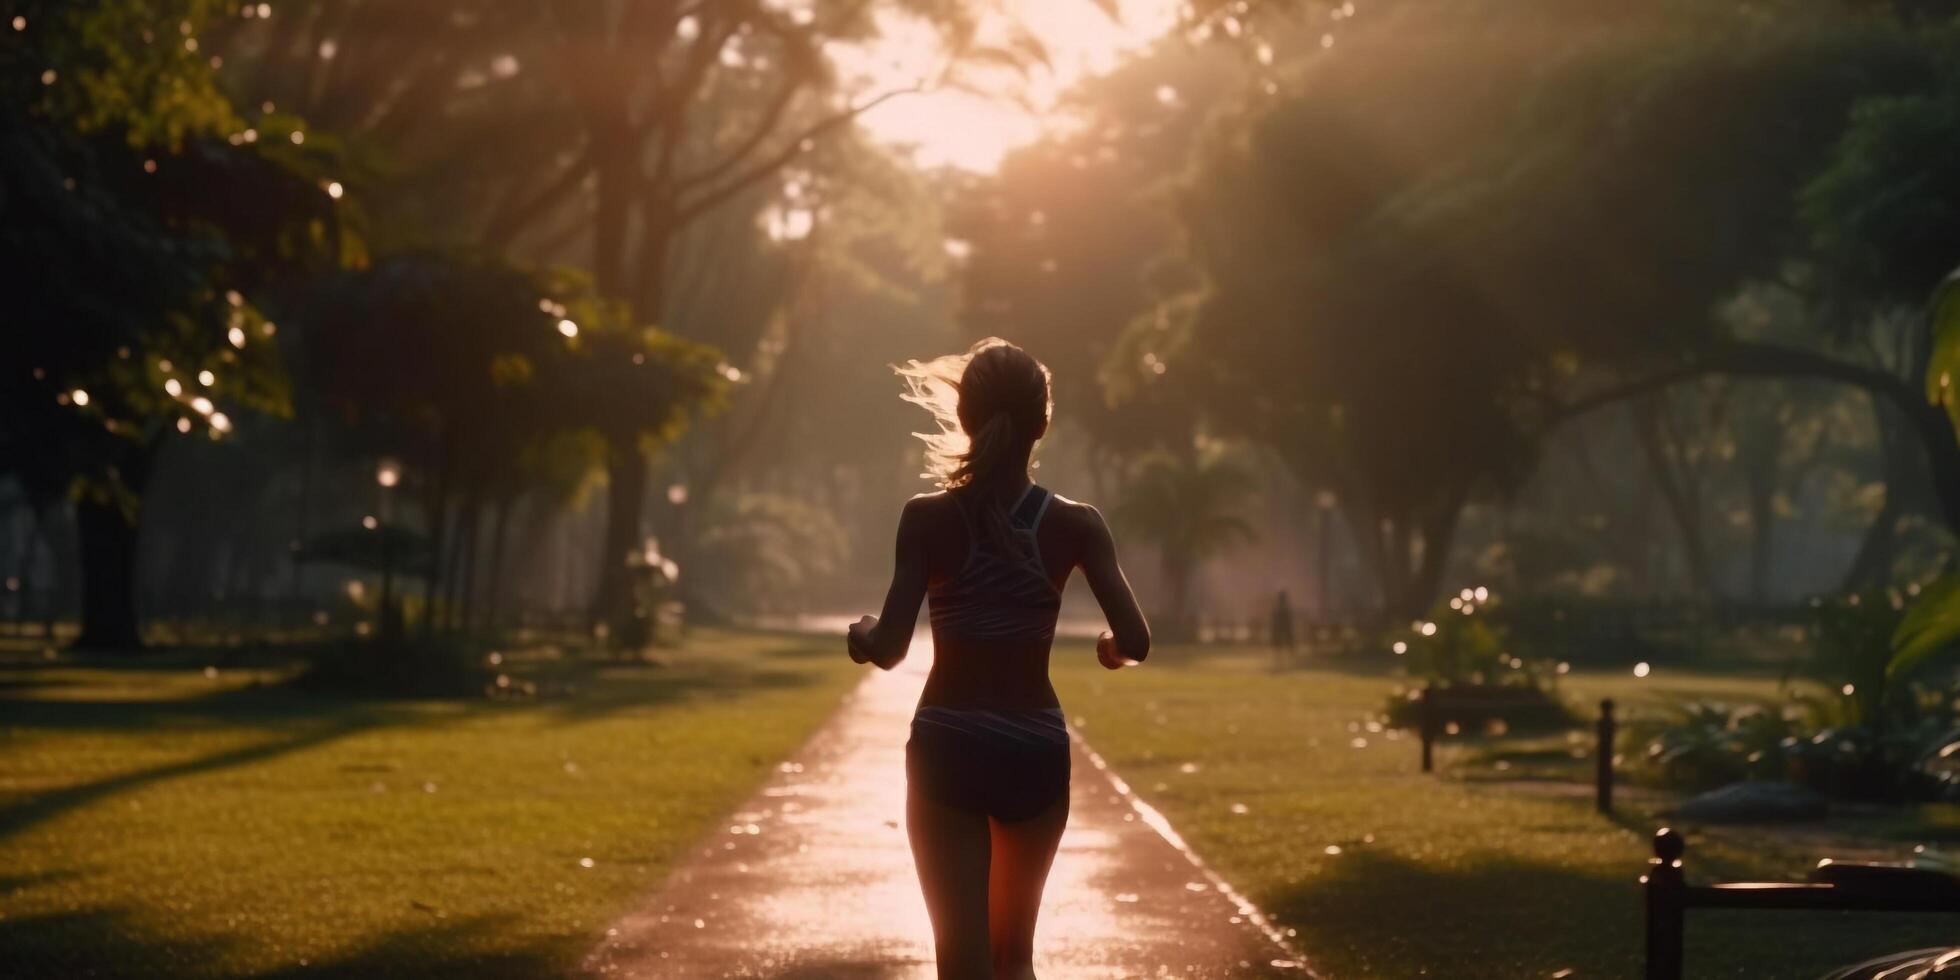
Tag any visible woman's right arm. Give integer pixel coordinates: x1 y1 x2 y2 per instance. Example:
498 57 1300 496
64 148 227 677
848 495 930 670
1079 504 1150 667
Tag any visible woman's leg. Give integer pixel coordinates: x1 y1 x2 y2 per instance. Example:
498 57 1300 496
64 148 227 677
908 785 994 980
986 792 1069 980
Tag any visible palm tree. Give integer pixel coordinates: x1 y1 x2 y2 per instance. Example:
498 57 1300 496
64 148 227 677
1111 447 1259 643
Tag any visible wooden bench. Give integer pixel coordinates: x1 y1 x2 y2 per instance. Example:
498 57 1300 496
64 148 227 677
1641 828 1960 979
1417 686 1618 813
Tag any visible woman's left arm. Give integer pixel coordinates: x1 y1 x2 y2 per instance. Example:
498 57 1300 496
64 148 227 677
848 496 929 670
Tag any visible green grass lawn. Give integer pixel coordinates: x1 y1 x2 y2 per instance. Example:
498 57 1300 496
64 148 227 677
0 629 859 978
1054 646 1960 979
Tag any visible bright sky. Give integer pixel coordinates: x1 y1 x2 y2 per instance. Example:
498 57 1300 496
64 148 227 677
839 0 1182 172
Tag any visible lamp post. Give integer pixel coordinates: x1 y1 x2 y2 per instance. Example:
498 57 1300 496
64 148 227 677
375 457 402 639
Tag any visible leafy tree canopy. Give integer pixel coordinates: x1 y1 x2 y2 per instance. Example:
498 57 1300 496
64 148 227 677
3 0 340 506
1120 0 1931 615
1804 35 1960 318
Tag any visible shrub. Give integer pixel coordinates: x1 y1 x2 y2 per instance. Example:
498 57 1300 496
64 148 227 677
294 636 497 698
1806 589 1907 727
1625 699 1960 803
1381 586 1579 733
1393 586 1507 684
1626 701 1804 791
1383 680 1578 735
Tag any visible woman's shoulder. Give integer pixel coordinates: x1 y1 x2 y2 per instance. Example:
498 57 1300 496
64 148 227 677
899 490 957 522
1040 491 1109 534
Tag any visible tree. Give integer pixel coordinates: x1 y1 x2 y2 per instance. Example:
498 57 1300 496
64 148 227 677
1562 29 1960 553
648 154 964 617
1806 41 1960 345
1 0 338 648
647 138 926 621
220 0 1059 631
953 33 1255 472
1862 47 1960 669
1129 0 1937 616
290 253 726 635
1131 0 1577 616
688 492 849 618
1111 446 1258 641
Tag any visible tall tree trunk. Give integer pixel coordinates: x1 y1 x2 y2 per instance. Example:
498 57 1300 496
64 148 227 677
420 505 441 636
1570 423 1661 594
39 504 70 640
510 496 558 627
421 445 452 640
1371 515 1424 621
1408 494 1466 616
483 493 514 633
585 124 660 636
1629 398 1714 598
11 508 43 636
1746 482 1777 603
456 495 482 632
1315 503 1335 621
591 133 634 304
73 496 142 651
288 417 317 632
1736 418 1783 604
593 438 647 636
1330 490 1391 624
439 495 472 634
72 438 157 651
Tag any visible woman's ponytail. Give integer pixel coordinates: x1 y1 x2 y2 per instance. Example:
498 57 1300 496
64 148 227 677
957 412 1032 560
953 412 1015 489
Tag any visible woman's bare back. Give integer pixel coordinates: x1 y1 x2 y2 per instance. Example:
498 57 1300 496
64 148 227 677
850 485 1150 710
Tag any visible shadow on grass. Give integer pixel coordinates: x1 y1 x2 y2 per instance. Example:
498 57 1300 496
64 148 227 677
0 713 381 843
0 638 834 733
533 642 842 727
0 906 249 978
1264 839 1960 976
0 904 566 980
0 642 310 672
1262 844 1640 977
0 681 374 734
0 868 81 892
254 912 558 980
0 676 67 693
0 637 846 835
1597 805 1838 886
0 671 466 845
0 632 844 839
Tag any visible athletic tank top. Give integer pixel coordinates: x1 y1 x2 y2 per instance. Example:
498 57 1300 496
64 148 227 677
926 484 1063 645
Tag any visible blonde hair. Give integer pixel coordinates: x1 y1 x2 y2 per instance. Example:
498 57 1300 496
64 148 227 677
896 338 1053 555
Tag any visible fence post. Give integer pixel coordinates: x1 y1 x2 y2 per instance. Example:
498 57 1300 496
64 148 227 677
1419 685 1436 773
1596 698 1616 814
1644 828 1686 980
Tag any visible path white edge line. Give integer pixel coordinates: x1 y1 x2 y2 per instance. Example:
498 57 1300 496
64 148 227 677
1070 730 1325 979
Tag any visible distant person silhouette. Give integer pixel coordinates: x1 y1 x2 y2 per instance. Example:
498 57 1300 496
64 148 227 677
1270 589 1296 665
849 338 1151 980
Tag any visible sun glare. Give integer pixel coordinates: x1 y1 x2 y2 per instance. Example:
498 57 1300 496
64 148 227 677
842 0 1181 172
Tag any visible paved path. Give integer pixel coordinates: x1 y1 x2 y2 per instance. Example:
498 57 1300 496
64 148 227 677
585 649 1317 979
